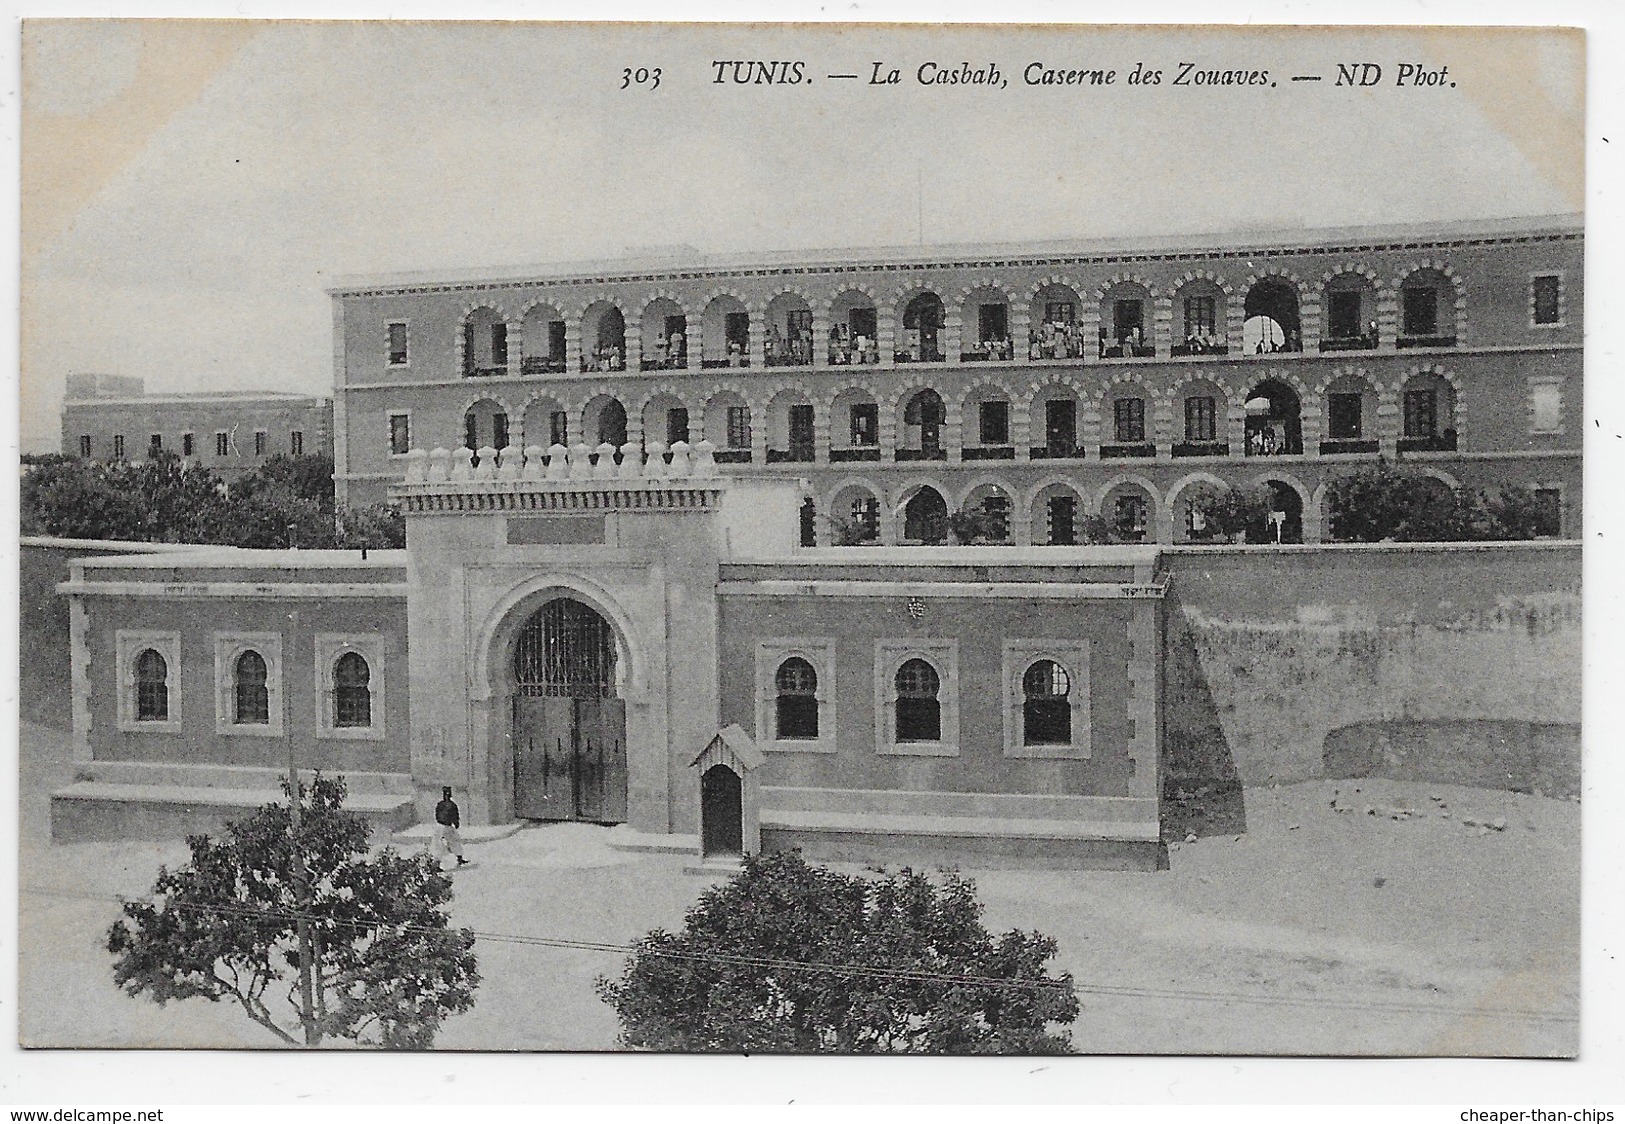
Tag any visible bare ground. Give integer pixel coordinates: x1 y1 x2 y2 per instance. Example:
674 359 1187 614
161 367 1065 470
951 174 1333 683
16 724 1577 1055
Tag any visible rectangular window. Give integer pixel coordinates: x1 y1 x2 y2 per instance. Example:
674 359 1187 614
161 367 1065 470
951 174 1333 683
492 413 509 450
548 321 566 359
850 403 878 446
78 435 92 457
182 432 195 457
1328 290 1362 338
1184 397 1216 442
149 434 162 454
389 413 411 456
1184 296 1217 337
1047 494 1077 545
254 430 268 456
848 307 877 340
490 323 508 367
1045 399 1076 453
1531 382 1563 434
1329 393 1363 439
1402 287 1438 336
979 400 1010 445
464 413 478 450
725 311 750 352
113 435 125 459
549 410 569 447
788 404 815 456
978 303 1008 342
1114 398 1145 443
1114 299 1144 338
666 407 689 446
727 406 751 449
1404 390 1438 438
1534 488 1562 537
1044 301 1075 324
387 322 409 366
290 430 303 456
216 432 229 457
1533 275 1561 325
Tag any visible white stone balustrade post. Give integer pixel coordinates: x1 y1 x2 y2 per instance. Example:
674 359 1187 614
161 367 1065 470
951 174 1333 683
427 447 450 482
692 439 718 479
403 448 428 483
546 443 571 480
569 442 593 480
497 446 522 481
643 440 669 480
593 442 618 479
669 439 692 477
450 447 474 481
475 446 499 481
619 441 644 479
522 445 546 480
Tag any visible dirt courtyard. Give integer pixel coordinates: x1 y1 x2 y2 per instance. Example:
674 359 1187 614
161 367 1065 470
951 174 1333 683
16 723 1578 1055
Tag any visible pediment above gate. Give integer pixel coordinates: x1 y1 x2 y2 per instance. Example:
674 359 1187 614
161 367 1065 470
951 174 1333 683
692 724 764 773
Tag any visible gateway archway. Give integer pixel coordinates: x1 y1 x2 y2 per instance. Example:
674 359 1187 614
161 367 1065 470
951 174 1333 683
511 597 628 823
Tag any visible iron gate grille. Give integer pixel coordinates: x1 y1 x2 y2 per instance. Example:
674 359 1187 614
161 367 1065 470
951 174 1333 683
514 599 616 698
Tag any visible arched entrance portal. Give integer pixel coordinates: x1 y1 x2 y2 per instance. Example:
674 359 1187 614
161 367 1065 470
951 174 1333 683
511 598 628 822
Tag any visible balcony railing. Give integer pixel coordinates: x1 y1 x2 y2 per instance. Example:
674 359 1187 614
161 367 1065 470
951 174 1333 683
961 445 1016 460
713 448 753 464
1319 438 1380 455
701 356 751 369
830 344 882 365
830 447 882 463
959 340 1014 363
1172 441 1230 458
1029 445 1086 460
764 341 813 367
640 355 688 371
895 446 947 462
519 356 568 375
1100 342 1156 359
1245 435 1304 456
580 353 626 372
465 365 509 378
1099 443 1155 459
766 444 816 464
893 348 945 364
1319 334 1377 352
1397 335 1457 349
1398 432 1458 453
1171 341 1230 357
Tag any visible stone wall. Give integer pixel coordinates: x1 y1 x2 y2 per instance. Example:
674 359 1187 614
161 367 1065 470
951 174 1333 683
1162 542 1580 801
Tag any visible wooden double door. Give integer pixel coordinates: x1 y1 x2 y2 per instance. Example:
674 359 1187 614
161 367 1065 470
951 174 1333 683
511 599 628 823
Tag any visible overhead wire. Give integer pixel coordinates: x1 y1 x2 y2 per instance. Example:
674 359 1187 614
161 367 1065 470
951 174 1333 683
28 883 1578 1026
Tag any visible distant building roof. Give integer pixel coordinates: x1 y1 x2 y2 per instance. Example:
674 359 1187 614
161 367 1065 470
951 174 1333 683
62 390 331 407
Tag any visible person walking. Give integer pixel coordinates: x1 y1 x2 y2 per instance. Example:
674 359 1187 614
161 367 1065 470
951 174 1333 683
434 786 468 867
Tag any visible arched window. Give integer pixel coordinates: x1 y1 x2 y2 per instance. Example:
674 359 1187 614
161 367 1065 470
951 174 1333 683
1022 660 1071 745
895 658 941 742
234 650 269 725
775 657 819 739
135 648 168 721
333 651 372 728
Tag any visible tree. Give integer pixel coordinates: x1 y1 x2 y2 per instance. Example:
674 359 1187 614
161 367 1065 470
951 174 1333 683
1324 459 1543 543
595 850 1078 1053
1188 482 1276 543
107 775 478 1049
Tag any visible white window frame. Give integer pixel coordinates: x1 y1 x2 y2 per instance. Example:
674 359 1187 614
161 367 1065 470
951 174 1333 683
1528 375 1565 436
874 638 959 757
1528 271 1566 330
1001 640 1092 760
388 410 413 458
386 319 411 367
116 630 182 733
314 633 387 741
753 638 837 754
214 632 284 736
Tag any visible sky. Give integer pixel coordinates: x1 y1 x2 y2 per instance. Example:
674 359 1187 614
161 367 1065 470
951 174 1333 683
15 19 1585 453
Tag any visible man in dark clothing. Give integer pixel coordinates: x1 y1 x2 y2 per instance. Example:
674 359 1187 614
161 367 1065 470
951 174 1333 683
434 786 467 866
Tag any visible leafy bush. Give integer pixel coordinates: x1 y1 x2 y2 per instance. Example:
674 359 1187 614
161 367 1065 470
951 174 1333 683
1188 483 1277 542
107 775 478 1049
596 850 1078 1053
1324 459 1550 542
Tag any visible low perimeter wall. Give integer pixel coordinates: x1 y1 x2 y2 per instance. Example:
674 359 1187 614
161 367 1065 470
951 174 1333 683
1161 542 1580 825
